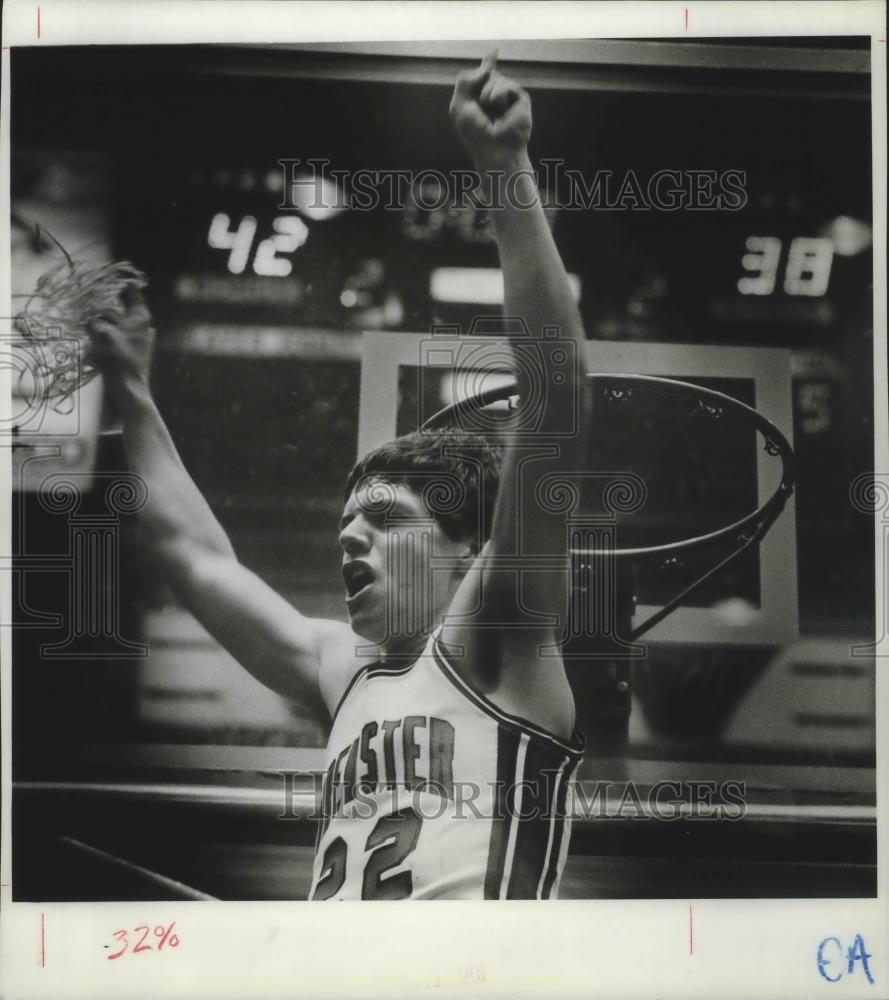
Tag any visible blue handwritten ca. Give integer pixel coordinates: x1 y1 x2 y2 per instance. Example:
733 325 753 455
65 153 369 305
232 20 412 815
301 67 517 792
817 934 875 985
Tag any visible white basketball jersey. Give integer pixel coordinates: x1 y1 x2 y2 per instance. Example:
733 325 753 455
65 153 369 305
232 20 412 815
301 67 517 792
309 628 584 900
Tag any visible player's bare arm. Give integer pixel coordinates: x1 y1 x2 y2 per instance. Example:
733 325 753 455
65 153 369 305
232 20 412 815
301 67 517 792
443 53 590 739
92 295 359 718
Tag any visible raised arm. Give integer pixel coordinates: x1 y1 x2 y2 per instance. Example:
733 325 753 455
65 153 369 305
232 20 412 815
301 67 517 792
92 297 350 717
444 54 590 734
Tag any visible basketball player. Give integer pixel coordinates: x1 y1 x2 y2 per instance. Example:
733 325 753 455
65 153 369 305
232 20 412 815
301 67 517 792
93 53 590 899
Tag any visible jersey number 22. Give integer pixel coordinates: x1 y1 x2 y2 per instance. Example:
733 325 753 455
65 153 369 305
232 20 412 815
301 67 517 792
311 808 422 900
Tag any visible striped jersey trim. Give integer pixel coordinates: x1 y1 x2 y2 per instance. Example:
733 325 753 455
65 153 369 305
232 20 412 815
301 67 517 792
431 631 585 757
484 727 579 899
541 759 573 899
484 727 519 898
330 660 416 724
330 625 441 724
536 763 565 899
330 662 375 723
499 733 530 899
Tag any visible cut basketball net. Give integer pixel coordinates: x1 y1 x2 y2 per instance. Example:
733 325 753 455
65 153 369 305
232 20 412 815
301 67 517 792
13 232 148 414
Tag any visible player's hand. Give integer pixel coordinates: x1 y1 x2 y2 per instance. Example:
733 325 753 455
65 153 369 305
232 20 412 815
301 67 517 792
449 51 532 170
88 287 156 387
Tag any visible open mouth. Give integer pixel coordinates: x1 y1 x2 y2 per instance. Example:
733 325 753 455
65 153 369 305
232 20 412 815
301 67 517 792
342 561 375 601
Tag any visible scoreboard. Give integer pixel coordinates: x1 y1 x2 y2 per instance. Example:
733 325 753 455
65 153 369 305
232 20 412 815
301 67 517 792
134 149 871 351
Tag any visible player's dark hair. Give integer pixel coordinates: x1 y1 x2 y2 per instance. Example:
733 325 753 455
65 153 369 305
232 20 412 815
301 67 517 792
344 429 503 550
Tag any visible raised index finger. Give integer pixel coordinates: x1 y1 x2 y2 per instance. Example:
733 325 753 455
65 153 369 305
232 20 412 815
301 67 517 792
453 48 499 100
481 49 498 75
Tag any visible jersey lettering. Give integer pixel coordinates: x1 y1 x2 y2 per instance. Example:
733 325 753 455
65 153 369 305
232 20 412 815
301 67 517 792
380 719 400 790
402 715 425 789
428 717 455 796
358 720 379 791
322 713 457 820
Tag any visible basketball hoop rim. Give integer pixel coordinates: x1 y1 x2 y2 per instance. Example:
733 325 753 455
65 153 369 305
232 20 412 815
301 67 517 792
421 372 796 561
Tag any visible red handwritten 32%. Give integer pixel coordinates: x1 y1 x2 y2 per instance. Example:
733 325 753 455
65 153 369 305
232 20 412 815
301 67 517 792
107 922 180 960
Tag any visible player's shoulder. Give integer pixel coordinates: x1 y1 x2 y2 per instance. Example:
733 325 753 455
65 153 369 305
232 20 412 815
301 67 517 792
313 618 378 720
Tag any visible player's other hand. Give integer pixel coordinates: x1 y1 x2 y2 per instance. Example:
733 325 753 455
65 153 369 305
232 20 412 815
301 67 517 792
88 287 156 387
449 51 532 170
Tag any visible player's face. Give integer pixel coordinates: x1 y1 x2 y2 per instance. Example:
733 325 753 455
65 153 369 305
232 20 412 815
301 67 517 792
338 479 472 649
